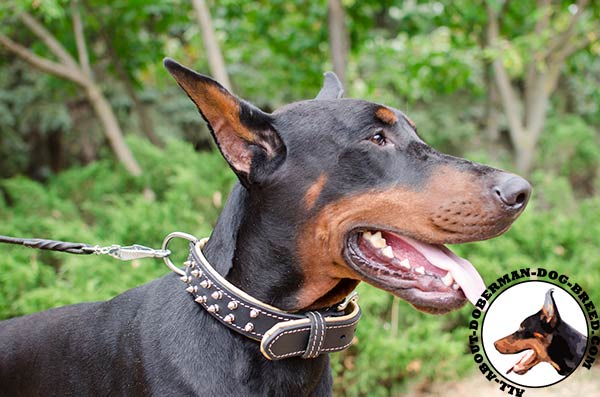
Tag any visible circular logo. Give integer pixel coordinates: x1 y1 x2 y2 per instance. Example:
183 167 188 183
467 268 599 395
482 281 587 387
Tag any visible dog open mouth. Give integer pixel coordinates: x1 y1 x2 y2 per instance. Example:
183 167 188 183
506 349 536 375
345 230 485 313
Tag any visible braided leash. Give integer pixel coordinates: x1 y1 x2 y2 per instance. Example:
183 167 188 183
0 235 170 260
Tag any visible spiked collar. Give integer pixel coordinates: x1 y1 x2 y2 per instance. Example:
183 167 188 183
162 233 361 360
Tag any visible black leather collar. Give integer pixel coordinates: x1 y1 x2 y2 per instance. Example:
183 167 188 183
178 238 361 360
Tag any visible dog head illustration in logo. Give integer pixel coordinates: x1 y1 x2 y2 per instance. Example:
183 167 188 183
494 289 587 376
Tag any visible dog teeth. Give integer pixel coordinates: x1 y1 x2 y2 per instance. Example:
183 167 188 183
453 283 460 290
399 258 411 269
381 246 394 258
441 272 454 286
415 266 425 275
364 231 387 248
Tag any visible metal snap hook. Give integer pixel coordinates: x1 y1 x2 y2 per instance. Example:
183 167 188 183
162 232 199 276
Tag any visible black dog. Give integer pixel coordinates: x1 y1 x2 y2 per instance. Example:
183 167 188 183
494 289 587 376
0 59 530 395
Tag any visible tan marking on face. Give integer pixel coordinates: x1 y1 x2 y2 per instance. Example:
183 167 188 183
375 106 398 125
305 174 328 210
494 334 557 373
494 335 544 354
294 165 517 309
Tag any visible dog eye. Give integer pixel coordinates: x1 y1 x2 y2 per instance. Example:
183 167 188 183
368 132 387 146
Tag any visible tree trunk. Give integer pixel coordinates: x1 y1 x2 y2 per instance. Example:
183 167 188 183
486 1 590 175
117 66 162 147
514 134 535 175
71 0 92 78
192 0 231 90
483 64 500 145
100 29 162 147
328 0 349 86
0 11 143 177
131 93 162 147
85 83 142 176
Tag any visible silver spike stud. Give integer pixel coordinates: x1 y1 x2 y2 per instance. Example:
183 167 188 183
227 301 238 310
207 304 219 313
199 279 212 289
191 269 202 278
211 291 223 300
249 309 259 318
179 275 191 283
185 285 197 294
223 314 235 324
195 295 207 304
184 260 193 268
244 323 254 332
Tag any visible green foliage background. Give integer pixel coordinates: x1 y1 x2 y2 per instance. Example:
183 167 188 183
2 134 600 395
1 1 600 395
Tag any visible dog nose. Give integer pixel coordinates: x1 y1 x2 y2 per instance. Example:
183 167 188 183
493 175 531 209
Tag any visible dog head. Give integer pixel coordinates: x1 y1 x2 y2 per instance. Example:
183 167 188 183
494 289 563 375
165 59 530 314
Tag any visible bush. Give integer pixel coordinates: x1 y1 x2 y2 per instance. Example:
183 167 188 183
0 137 235 318
538 115 600 194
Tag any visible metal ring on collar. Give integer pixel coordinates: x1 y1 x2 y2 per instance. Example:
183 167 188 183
162 232 199 276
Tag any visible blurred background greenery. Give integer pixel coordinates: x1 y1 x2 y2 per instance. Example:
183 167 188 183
1 0 599 395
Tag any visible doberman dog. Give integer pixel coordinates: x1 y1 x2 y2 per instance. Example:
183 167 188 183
494 289 587 377
0 59 531 395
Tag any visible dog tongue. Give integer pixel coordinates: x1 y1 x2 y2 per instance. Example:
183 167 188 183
402 236 486 305
508 349 535 374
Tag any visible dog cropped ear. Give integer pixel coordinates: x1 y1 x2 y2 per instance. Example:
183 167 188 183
315 71 344 100
540 289 559 328
164 58 285 187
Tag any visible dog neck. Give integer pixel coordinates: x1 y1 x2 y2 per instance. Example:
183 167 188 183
202 183 305 311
